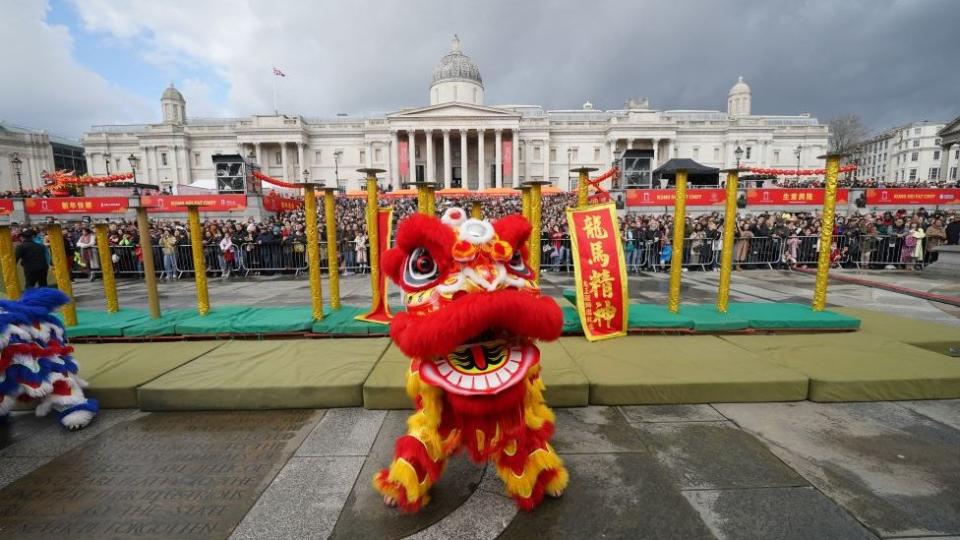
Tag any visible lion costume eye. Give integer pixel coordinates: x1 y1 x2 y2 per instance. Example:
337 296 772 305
404 247 440 288
506 249 533 279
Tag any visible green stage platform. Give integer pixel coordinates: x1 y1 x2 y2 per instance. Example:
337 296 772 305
833 307 960 357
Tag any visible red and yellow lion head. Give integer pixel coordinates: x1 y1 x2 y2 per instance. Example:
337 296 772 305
382 208 563 396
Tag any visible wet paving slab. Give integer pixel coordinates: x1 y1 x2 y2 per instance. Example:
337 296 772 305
0 410 321 540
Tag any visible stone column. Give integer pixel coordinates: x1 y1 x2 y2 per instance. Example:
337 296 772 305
297 143 305 181
279 142 286 179
390 130 399 185
408 130 417 183
652 138 660 171
172 145 181 184
367 142 374 168
425 130 435 182
494 129 503 189
256 143 264 169
477 128 485 191
443 129 452 189
543 136 550 184
511 131 519 187
940 143 952 181
459 129 468 189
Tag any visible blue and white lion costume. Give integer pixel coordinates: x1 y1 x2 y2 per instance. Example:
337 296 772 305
0 288 98 430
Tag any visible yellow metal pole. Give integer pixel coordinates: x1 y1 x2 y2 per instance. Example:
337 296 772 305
571 167 598 208
426 185 437 216
186 206 209 316
303 184 324 320
359 168 385 313
716 170 739 313
521 185 531 221
136 205 161 318
812 154 842 311
471 199 482 219
323 188 341 309
94 223 119 313
0 225 21 299
417 185 430 215
46 223 77 326
667 170 688 313
525 181 547 282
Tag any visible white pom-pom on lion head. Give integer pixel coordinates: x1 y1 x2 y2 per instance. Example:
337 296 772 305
441 207 467 228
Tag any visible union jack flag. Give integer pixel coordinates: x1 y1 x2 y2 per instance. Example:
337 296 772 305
273 67 286 77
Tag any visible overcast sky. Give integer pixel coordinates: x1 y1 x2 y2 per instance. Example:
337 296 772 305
2 0 957 139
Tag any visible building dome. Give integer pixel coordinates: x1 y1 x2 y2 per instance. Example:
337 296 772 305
430 36 485 105
727 76 751 117
162 83 184 102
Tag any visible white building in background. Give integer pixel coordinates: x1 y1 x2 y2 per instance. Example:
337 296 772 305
857 121 958 184
82 36 827 192
1 122 86 193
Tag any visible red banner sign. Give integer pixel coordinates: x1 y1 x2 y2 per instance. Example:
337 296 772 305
865 188 960 206
566 203 628 342
746 188 848 206
0 200 13 216
263 192 303 212
24 197 129 214
626 189 726 207
142 195 247 212
355 207 395 325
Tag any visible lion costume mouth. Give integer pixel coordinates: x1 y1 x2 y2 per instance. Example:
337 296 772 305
418 340 538 396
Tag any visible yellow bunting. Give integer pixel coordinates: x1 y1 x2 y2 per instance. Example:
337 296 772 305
812 155 841 311
0 225 21 299
94 224 119 313
46 223 77 326
135 204 161 318
667 170 688 313
186 206 209 316
323 188 341 309
303 185 324 320
716 170 739 313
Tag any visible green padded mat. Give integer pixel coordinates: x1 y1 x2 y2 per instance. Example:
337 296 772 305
723 333 960 402
75 341 224 408
833 307 960 354
226 306 316 334
121 309 202 337
670 304 750 332
174 305 255 335
61 308 153 338
561 305 583 333
627 304 695 329
725 302 861 330
312 305 391 335
362 340 589 409
560 335 808 405
138 338 390 410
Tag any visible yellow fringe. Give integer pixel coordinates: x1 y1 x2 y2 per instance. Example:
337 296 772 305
494 445 566 499
386 458 432 504
544 464 569 495
523 364 555 431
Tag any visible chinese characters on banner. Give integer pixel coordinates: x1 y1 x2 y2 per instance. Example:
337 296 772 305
0 200 14 215
626 189 725 207
141 195 247 212
566 203 628 342
262 192 303 212
355 207 395 324
865 188 960 206
24 197 129 214
746 188 849 205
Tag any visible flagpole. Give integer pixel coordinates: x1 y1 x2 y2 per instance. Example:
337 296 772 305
272 72 278 115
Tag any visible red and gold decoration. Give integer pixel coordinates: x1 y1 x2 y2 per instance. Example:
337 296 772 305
355 207 394 324
746 188 849 206
251 170 304 189
566 203 628 341
41 170 135 192
25 197 129 214
626 188 726 207
263 191 303 212
142 194 246 212
865 188 960 206
372 208 567 512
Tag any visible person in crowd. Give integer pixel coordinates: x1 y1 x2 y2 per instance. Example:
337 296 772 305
159 228 178 280
74 228 98 281
15 229 49 288
924 218 946 263
354 230 369 274
219 231 236 280
944 215 960 245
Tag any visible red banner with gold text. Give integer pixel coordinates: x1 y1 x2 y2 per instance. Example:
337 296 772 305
0 200 14 216
865 188 960 206
24 197 129 214
746 188 848 206
263 192 303 212
566 203 628 342
355 207 395 324
626 189 726 207
142 195 247 212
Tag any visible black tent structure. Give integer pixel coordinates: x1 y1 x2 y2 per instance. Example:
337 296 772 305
652 158 720 187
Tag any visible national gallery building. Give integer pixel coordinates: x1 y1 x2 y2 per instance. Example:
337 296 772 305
82 36 828 193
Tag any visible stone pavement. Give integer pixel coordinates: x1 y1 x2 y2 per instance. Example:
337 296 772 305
1 401 959 539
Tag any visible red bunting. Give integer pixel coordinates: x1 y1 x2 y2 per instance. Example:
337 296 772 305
252 170 305 189
743 165 857 176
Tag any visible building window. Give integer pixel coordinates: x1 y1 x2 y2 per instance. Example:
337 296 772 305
929 168 939 180
519 146 524 160
314 151 322 163
950 167 957 179
914 127 921 135
933 150 941 160
193 152 200 166
773 150 780 164
713 147 720 161
911 151 919 162
935 138 941 145
955 149 959 159
549 147 557 162
533 146 541 161
594 147 601 161
692 146 699 159
569 147 579 161
374 148 382 162
275 151 282 165
745 146 752 159
359 149 366 163
909 168 917 180
161 152 168 166
912 139 920 148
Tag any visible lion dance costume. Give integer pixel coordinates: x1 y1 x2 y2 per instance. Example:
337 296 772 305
0 288 98 430
373 207 568 512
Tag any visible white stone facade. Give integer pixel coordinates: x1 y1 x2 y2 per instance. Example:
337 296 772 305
1 123 57 192
82 38 828 192
857 121 958 183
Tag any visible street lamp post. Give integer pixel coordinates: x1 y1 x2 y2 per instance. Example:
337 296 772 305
128 154 140 196
302 169 310 183
334 150 342 187
567 148 572 191
10 153 24 197
734 146 744 170
104 153 112 175
794 145 803 183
